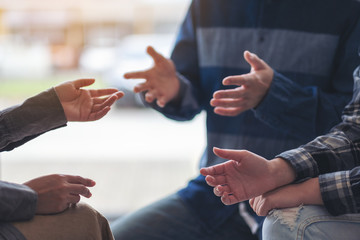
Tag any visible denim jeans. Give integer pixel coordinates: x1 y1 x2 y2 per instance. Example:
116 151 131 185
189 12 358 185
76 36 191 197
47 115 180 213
111 193 260 240
263 205 360 240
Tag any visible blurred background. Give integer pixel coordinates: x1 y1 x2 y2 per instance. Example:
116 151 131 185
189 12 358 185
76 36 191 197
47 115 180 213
0 0 206 222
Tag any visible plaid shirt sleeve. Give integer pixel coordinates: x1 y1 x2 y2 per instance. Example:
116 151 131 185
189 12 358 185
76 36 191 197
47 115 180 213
319 171 357 215
277 66 360 215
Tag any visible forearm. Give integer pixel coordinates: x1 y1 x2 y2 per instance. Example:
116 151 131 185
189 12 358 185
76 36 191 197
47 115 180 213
271 177 323 208
0 181 37 222
251 178 322 216
0 88 67 151
277 124 360 181
270 157 297 188
254 71 352 141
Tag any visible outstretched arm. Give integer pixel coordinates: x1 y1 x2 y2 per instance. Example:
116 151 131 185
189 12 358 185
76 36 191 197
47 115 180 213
200 147 296 205
0 78 123 151
54 78 124 121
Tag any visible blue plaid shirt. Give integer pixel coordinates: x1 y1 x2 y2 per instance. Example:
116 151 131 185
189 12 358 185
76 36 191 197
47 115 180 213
278 66 360 216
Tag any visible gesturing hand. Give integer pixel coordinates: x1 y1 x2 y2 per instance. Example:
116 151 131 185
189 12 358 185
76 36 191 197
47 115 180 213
124 46 180 108
210 51 274 116
54 78 124 121
200 147 296 205
24 174 96 214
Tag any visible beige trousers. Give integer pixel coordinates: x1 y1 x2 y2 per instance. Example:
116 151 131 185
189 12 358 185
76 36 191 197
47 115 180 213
12 203 114 240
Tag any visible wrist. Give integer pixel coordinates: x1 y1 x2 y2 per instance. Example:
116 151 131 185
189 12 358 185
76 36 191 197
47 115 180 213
270 157 296 188
298 178 323 205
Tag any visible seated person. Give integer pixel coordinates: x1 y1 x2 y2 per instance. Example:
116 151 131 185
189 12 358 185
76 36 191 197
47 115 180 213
0 78 123 240
200 64 360 240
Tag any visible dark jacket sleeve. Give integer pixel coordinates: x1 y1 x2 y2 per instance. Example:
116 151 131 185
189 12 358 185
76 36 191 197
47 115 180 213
0 87 67 152
0 181 37 221
0 87 67 221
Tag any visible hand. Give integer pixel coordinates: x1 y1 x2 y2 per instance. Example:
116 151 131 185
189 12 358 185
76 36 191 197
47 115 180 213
210 51 274 116
24 174 96 215
200 147 296 205
54 79 124 121
124 46 180 108
250 185 303 216
250 178 323 216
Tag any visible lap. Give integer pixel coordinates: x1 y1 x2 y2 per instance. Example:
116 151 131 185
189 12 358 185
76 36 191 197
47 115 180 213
111 193 259 240
263 205 360 240
12 203 113 240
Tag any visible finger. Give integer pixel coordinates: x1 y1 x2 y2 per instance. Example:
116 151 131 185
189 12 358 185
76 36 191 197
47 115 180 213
201 164 226 176
222 75 247 86
204 175 218 187
68 185 93 198
67 194 81 204
258 205 268 216
249 198 255 208
73 78 96 89
214 107 244 117
145 91 156 103
204 174 227 187
89 107 111 121
147 46 166 65
124 70 148 79
213 147 245 162
92 94 120 112
243 50 267 71
65 175 96 187
134 83 150 93
252 198 264 216
217 184 232 194
89 88 122 98
200 167 214 176
211 98 244 108
115 91 125 99
213 185 226 197
212 88 244 99
93 97 108 105
221 194 238 205
156 95 168 108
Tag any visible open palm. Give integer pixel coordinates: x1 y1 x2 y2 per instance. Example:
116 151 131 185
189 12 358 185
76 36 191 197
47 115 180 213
54 79 123 121
124 46 180 107
200 148 277 205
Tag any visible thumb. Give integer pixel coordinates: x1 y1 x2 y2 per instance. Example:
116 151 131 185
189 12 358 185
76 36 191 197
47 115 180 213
147 46 166 65
73 78 96 89
243 51 267 71
213 147 244 163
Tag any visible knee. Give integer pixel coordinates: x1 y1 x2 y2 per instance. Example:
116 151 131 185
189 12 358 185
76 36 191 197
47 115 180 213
70 203 109 228
68 203 113 239
262 206 303 240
